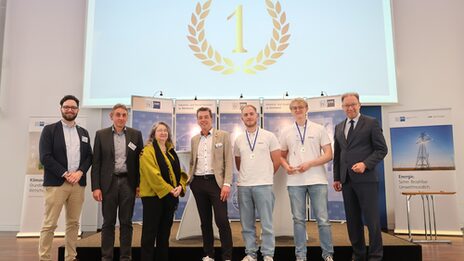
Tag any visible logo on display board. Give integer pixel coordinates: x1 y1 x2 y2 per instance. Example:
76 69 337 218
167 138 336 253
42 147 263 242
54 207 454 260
187 0 291 75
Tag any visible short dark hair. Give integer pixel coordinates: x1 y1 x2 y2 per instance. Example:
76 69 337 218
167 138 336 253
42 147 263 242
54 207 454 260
341 92 360 103
60 95 80 107
196 107 213 118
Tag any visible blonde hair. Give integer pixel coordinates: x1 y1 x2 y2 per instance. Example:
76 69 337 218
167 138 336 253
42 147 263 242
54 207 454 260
289 98 308 110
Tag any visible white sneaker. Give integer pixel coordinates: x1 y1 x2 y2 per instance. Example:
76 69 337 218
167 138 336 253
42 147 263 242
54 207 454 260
241 255 257 261
324 256 334 261
264 256 274 261
296 258 305 261
202 256 214 261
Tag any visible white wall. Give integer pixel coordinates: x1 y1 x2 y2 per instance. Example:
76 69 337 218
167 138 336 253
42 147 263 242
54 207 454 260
0 0 462 231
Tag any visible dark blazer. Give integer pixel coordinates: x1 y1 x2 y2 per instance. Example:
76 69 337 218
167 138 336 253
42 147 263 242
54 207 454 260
39 121 93 187
333 114 388 183
91 126 143 194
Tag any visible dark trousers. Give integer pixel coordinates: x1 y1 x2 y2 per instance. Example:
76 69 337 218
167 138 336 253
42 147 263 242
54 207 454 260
101 175 136 261
342 178 383 261
140 196 176 261
190 176 233 260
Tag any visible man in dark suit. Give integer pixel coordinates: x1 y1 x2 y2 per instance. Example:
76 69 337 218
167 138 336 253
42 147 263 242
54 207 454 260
38 95 93 261
91 104 143 261
333 92 388 261
188 107 233 261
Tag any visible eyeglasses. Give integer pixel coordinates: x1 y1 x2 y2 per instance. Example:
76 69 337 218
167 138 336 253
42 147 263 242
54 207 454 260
290 105 306 111
62 106 78 110
342 103 359 108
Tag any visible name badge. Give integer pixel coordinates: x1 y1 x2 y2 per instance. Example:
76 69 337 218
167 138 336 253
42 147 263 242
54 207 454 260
215 142 223 148
128 142 137 151
81 136 89 143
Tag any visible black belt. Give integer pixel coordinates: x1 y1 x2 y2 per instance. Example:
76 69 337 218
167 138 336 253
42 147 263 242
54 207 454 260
114 172 128 177
194 174 215 180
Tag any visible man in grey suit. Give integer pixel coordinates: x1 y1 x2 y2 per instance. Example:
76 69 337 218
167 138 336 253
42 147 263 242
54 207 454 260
333 92 388 261
189 107 233 261
91 104 143 261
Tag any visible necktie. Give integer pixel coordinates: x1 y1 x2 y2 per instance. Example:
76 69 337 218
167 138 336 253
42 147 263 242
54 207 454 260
347 120 354 140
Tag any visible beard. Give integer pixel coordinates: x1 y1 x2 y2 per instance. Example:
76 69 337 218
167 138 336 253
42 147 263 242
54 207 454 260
244 120 257 128
61 111 78 121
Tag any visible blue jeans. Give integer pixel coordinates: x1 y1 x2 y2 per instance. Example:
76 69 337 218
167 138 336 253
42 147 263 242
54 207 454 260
238 185 275 258
288 184 334 260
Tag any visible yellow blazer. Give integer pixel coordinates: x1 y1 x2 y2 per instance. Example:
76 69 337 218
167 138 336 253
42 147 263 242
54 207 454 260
139 142 188 198
188 129 233 188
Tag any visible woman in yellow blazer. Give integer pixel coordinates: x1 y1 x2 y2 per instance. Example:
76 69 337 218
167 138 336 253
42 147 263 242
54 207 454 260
139 122 187 261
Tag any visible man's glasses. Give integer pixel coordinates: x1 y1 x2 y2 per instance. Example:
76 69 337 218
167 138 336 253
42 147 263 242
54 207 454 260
62 106 78 111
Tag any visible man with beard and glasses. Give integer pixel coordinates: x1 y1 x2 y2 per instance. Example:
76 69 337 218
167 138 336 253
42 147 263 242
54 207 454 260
234 105 280 261
38 95 93 261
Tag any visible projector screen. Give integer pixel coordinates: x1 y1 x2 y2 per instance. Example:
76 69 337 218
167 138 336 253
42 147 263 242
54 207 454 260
83 0 397 107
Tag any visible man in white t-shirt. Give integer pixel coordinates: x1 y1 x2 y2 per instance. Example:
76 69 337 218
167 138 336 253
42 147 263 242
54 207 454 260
280 98 334 261
234 105 281 261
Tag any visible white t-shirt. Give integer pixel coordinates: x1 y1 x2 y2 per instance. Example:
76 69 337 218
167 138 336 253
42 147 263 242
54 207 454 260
234 128 280 186
279 120 331 186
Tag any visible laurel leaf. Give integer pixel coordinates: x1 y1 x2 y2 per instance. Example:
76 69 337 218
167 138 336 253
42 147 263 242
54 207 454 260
212 65 225 71
200 10 210 19
272 19 281 30
207 46 213 58
198 30 205 42
244 68 256 74
282 23 289 34
276 1 282 13
265 0 273 9
191 14 197 25
254 65 267 71
222 68 235 75
197 20 205 31
187 36 198 44
277 43 289 51
188 25 196 36
244 57 255 66
224 58 234 67
271 52 283 59
256 51 263 63
263 59 276 65
195 3 201 15
189 45 200 52
280 12 286 24
203 0 212 10
205 46 214 59
202 60 215 66
264 46 270 57
215 51 222 63
267 9 277 18
272 29 279 41
195 53 208 60
201 40 208 52
270 39 276 51
280 34 291 43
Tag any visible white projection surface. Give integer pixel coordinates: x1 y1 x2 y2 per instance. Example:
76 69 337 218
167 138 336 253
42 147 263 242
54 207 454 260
83 0 397 107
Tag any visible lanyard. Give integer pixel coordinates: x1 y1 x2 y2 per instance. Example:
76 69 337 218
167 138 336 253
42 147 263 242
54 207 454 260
246 128 259 153
295 120 307 145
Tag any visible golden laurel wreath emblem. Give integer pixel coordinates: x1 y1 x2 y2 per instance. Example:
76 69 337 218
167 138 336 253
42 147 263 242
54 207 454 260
187 0 291 75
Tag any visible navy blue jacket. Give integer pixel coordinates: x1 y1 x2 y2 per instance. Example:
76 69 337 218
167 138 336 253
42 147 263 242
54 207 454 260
333 115 387 183
39 121 93 186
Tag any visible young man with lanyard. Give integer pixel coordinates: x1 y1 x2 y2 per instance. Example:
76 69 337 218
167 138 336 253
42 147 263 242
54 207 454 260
280 98 334 261
234 104 281 261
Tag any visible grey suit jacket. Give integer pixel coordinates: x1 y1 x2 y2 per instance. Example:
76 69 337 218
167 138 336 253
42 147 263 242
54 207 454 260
188 129 233 188
91 126 143 194
333 114 388 183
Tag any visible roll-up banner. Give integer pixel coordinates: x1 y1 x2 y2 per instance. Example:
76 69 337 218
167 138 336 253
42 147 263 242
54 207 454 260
389 108 461 235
